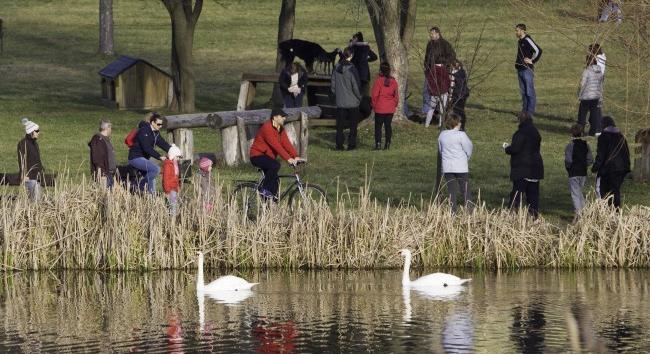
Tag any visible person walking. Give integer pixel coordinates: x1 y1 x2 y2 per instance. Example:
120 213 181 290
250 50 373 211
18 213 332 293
577 55 604 136
564 124 594 215
438 113 473 213
331 48 362 151
279 62 308 108
423 26 456 116
591 116 631 208
348 32 378 96
503 112 544 218
17 117 44 201
128 112 171 195
370 62 399 150
88 120 117 189
450 59 470 130
515 23 542 116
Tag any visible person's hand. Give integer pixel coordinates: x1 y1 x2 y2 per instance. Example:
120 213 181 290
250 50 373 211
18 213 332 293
23 176 29 182
502 142 510 149
288 158 297 166
524 58 533 65
161 156 167 161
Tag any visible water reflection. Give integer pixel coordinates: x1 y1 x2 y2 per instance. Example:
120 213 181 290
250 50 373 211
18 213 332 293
0 270 648 352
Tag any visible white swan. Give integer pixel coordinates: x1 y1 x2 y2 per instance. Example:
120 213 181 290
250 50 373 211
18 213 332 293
400 249 471 288
197 252 258 291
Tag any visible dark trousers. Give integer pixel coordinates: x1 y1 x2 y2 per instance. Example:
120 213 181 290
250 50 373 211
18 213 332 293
577 99 602 136
444 173 472 212
509 179 540 217
451 97 467 130
374 113 393 144
250 155 281 197
336 107 360 149
599 172 626 208
283 92 304 108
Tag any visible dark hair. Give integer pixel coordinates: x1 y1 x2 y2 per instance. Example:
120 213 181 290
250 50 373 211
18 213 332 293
586 54 598 66
589 43 603 56
517 111 532 123
379 62 391 86
429 26 440 33
353 31 364 42
342 48 353 60
445 113 462 129
602 116 616 128
451 59 463 69
148 112 162 123
515 23 527 31
570 124 584 137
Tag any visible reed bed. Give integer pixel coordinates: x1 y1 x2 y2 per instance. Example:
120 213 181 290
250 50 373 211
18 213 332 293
1 178 649 270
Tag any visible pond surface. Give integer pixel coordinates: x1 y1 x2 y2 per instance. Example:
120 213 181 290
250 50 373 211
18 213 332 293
0 269 648 353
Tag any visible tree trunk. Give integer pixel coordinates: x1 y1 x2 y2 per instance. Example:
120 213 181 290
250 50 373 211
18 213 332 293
99 0 114 55
272 0 296 107
162 0 202 113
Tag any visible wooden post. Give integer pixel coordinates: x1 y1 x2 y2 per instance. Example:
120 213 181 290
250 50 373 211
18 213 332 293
236 116 250 164
299 111 309 158
237 80 256 111
284 122 299 151
172 128 193 162
221 126 240 166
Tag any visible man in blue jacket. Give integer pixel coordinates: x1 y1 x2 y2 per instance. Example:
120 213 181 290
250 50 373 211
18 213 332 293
128 112 171 194
515 23 542 116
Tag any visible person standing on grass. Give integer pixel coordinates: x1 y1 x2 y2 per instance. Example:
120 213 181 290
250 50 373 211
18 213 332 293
331 48 362 151
162 145 182 216
423 26 456 116
279 62 308 108
17 117 44 201
348 31 378 96
514 23 542 117
503 111 544 218
249 108 303 200
128 112 171 195
450 59 470 131
591 116 630 208
438 113 473 213
88 120 116 189
577 55 604 136
565 124 594 215
371 62 399 150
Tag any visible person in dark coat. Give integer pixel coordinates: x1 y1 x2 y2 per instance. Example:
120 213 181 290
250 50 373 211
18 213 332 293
503 112 544 217
88 120 117 189
564 124 593 214
279 62 308 108
348 32 378 96
422 26 456 115
450 59 470 130
591 116 630 208
17 117 44 201
128 112 171 195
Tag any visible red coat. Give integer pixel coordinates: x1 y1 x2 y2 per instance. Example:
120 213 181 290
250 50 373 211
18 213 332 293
250 120 298 161
161 159 180 194
371 75 399 114
426 64 451 96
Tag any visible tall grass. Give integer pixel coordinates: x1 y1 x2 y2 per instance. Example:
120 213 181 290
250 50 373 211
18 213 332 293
1 176 649 271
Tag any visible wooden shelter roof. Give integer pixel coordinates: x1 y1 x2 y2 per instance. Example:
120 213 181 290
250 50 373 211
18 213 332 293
98 55 171 79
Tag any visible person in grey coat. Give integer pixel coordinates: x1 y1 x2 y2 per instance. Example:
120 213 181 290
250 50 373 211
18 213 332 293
438 113 473 212
577 55 604 136
331 48 362 150
564 124 593 215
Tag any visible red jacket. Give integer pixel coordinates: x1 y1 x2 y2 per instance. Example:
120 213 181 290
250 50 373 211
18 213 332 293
371 75 399 114
426 64 451 96
250 120 298 161
162 159 180 194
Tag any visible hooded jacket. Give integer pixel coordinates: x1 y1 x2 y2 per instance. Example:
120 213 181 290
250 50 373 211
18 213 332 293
331 60 362 108
17 135 43 181
578 65 604 100
370 74 399 114
592 126 631 176
128 121 171 161
515 34 542 71
88 133 116 178
424 37 456 71
505 119 544 181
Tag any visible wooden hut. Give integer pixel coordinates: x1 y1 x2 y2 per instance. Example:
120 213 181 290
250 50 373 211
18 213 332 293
99 56 172 110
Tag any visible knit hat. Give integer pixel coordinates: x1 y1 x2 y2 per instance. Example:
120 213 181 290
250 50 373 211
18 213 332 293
167 144 182 160
199 157 213 172
21 117 39 134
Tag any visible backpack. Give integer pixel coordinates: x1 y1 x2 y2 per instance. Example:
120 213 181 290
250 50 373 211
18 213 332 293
124 128 138 148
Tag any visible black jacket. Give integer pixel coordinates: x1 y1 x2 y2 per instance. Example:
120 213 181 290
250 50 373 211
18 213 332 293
127 121 171 161
350 43 378 83
515 35 542 71
505 120 544 181
17 135 43 180
451 68 470 101
565 139 593 177
592 127 631 176
424 38 456 71
279 66 308 97
88 133 116 178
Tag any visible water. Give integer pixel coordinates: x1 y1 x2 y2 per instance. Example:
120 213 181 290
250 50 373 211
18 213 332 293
0 269 648 353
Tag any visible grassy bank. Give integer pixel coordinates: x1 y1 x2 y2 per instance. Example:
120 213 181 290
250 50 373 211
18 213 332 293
2 179 649 271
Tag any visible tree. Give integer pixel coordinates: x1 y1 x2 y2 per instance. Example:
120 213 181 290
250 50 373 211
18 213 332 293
161 0 203 113
276 0 296 71
365 0 417 120
99 0 114 55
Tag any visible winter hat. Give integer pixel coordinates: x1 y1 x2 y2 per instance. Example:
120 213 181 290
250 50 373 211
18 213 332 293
199 157 213 172
21 117 39 134
167 144 182 160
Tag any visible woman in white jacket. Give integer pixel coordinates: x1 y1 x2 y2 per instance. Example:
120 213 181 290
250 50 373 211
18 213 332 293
438 113 473 212
577 55 604 136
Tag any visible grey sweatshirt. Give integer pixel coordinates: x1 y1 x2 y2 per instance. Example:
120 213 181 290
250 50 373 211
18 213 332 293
331 61 362 108
578 65 604 100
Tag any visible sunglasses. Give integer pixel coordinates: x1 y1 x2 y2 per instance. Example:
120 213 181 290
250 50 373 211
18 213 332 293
34 130 40 133
154 121 164 126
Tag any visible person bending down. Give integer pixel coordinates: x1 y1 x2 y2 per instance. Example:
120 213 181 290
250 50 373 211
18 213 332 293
249 108 304 199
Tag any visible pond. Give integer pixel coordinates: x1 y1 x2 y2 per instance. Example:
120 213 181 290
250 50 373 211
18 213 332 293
0 269 648 353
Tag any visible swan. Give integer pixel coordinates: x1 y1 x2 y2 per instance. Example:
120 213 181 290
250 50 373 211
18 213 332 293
196 252 258 292
399 249 471 288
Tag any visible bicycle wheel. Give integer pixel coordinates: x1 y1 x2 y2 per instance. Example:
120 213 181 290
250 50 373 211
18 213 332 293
232 182 261 220
289 183 327 210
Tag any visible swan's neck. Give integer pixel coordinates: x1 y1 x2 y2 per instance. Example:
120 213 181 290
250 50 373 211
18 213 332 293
402 254 411 286
197 256 205 291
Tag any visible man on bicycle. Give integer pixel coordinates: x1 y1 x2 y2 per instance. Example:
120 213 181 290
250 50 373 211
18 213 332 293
250 108 304 199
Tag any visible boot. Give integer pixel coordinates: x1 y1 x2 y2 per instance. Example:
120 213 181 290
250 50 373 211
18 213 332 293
374 142 382 150
384 141 390 150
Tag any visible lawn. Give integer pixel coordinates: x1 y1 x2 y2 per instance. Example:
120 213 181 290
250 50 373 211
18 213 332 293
0 0 648 221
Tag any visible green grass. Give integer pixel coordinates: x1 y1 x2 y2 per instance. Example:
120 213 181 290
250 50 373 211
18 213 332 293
0 0 648 222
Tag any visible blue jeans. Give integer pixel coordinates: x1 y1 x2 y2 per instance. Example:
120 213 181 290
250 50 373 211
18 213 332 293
128 157 159 194
517 69 536 115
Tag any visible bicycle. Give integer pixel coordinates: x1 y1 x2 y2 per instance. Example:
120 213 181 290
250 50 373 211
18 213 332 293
232 161 327 219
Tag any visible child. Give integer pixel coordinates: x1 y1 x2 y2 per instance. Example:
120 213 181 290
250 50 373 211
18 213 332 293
425 63 451 128
162 145 182 216
564 124 593 214
450 59 470 130
197 157 215 211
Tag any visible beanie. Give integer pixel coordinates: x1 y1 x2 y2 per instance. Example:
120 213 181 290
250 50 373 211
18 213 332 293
21 117 39 135
167 144 182 160
199 157 213 172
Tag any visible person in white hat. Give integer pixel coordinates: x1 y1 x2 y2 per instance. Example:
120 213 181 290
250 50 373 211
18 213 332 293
17 117 43 201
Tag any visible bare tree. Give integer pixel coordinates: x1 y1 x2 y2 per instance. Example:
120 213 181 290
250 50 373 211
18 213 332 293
365 0 417 120
99 0 114 55
161 0 203 113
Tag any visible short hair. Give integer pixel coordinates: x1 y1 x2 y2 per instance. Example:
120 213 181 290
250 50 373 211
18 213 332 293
602 116 616 128
517 111 532 123
99 120 112 131
515 23 527 31
353 31 364 42
147 111 162 123
586 54 597 66
429 26 440 33
445 113 462 129
570 124 584 137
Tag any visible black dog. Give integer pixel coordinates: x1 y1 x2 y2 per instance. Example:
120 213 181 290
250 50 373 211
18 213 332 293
279 39 340 75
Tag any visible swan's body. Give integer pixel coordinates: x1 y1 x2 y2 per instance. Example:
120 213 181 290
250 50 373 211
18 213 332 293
400 249 471 288
197 252 258 292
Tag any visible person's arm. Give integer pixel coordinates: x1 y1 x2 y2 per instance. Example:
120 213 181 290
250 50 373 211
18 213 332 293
505 131 523 155
280 129 299 159
446 41 457 65
137 129 162 160
525 37 542 63
370 79 380 108
578 70 588 97
17 141 25 180
392 79 400 108
367 49 378 63
424 41 432 71
298 71 309 89
330 71 336 96
564 142 574 170
350 66 362 101
591 136 606 173
278 70 290 91
155 133 172 154
262 124 294 161
462 133 473 159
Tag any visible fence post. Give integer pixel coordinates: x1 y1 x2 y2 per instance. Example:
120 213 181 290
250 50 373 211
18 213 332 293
172 128 193 162
221 125 240 166
299 111 309 159
236 116 250 164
